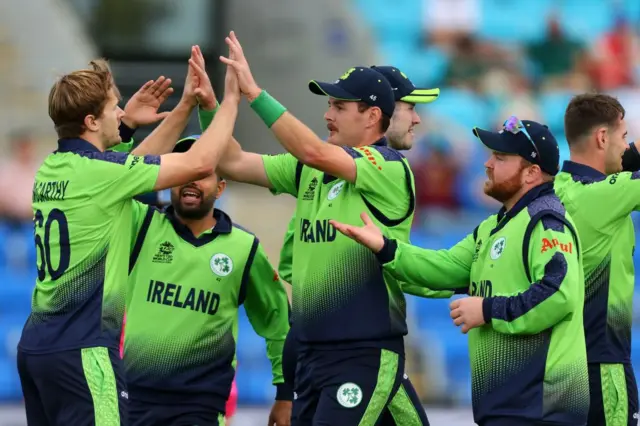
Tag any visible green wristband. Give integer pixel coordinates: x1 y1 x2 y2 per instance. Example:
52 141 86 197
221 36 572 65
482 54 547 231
198 103 219 132
250 90 287 128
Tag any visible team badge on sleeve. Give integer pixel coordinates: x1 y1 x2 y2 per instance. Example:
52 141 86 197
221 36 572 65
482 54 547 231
336 382 363 408
210 253 233 276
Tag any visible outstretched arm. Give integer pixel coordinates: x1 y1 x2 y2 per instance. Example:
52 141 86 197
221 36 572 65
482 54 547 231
221 31 358 183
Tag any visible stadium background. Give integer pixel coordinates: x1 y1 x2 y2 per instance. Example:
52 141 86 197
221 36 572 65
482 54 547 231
0 0 639 424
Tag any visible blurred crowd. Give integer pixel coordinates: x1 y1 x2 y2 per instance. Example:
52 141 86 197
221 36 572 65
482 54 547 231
403 0 640 227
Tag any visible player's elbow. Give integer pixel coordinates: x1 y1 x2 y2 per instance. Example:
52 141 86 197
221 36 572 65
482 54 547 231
191 160 215 180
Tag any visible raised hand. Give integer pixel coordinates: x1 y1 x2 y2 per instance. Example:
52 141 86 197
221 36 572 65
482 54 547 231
122 76 173 128
191 45 218 110
329 212 385 253
182 46 201 107
219 31 262 101
222 40 241 104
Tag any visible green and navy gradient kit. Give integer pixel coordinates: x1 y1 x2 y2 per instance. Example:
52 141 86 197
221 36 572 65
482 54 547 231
555 162 637 365
377 182 588 425
374 118 588 425
124 157 291 414
555 160 640 426
19 137 160 353
263 135 415 352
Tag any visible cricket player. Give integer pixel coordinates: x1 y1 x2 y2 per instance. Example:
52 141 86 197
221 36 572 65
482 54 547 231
277 65 443 425
331 117 590 426
16 51 241 425
212 31 416 425
555 93 639 426
123 135 292 426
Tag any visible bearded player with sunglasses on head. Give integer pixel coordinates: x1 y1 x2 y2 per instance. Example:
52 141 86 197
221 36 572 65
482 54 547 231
330 117 589 426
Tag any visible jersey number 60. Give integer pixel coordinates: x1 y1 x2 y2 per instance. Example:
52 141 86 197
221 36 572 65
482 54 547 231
34 208 70 281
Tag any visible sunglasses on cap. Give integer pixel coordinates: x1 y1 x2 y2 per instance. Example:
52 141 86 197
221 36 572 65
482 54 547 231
502 116 541 161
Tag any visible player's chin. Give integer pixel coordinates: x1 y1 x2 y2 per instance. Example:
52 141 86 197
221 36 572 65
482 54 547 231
326 132 340 145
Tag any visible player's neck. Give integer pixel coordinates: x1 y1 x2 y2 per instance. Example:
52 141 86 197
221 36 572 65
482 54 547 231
177 212 217 237
353 132 386 148
77 132 107 152
568 153 606 175
503 181 543 212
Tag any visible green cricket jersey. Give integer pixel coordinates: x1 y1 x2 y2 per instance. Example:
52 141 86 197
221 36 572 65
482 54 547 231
19 138 160 353
124 205 291 410
278 214 459 299
555 161 637 364
263 138 414 352
376 183 589 425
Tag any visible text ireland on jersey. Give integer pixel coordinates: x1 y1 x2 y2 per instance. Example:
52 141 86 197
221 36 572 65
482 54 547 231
146 279 220 315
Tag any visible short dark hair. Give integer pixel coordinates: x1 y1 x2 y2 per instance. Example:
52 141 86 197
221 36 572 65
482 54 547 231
564 94 625 147
357 101 391 133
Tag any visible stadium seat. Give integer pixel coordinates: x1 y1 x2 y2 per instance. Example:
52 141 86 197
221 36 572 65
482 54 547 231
426 88 491 129
558 0 614 43
538 91 574 136
378 43 449 88
478 0 553 44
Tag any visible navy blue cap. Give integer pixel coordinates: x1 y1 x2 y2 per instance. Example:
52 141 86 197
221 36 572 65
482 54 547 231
473 119 560 175
172 134 200 153
370 66 440 104
308 67 395 117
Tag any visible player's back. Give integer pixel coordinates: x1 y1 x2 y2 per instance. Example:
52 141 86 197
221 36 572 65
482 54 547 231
19 139 160 353
554 162 635 364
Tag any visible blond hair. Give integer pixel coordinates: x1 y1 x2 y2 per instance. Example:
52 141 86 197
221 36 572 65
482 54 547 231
48 59 121 139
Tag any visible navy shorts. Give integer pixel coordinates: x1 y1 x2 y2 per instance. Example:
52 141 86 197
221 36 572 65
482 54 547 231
292 346 404 426
17 346 127 426
129 399 224 426
379 374 430 426
588 363 639 426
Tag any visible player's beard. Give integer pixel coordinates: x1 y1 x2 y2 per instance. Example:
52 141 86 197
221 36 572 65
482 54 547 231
172 188 217 220
484 169 523 204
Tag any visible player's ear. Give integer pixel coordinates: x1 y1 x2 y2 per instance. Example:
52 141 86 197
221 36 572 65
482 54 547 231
215 178 227 199
84 114 99 133
368 107 382 130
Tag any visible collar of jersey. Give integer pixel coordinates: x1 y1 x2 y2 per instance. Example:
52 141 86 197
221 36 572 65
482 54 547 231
492 182 555 235
561 160 605 179
56 138 101 153
372 137 387 147
164 206 232 247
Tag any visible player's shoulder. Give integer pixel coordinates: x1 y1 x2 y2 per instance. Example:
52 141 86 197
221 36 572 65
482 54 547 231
348 144 406 163
228 215 260 246
526 190 571 232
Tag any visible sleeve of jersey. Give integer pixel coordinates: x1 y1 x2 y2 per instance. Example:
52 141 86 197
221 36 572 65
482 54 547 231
583 171 640 224
378 234 474 291
349 146 412 222
277 217 296 285
90 152 160 202
484 216 581 335
401 283 461 299
243 239 293 401
129 201 151 251
261 153 299 197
